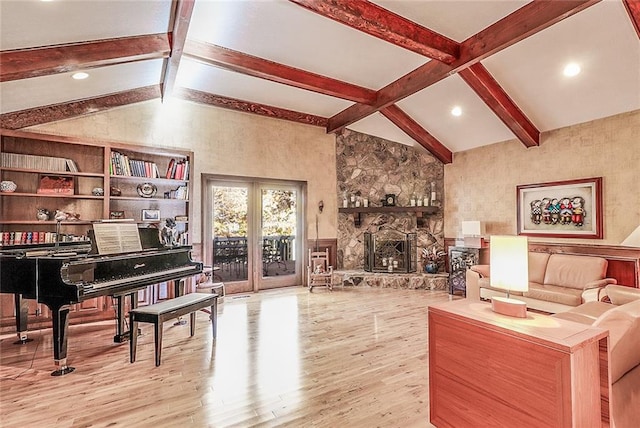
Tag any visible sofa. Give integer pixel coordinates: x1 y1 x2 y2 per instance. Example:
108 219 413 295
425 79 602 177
466 252 617 313
553 285 640 428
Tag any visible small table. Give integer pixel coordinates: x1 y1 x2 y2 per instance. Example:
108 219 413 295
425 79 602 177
428 300 610 427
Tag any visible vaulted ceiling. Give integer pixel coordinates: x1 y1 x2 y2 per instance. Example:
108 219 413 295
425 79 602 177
1 0 639 163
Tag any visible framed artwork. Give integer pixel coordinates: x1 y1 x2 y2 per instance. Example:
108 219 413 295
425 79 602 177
141 209 160 221
37 174 74 195
109 210 125 220
517 177 602 239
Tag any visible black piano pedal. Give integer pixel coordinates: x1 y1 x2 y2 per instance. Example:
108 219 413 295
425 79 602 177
51 359 75 376
13 332 33 345
114 328 141 343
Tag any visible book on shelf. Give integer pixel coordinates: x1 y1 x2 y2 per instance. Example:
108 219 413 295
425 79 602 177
165 185 189 200
165 158 189 180
1 152 79 173
66 159 79 172
1 230 80 245
111 151 159 178
165 158 175 179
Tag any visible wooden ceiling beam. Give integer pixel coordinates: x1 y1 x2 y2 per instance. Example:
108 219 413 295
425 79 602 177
0 34 170 82
161 0 195 99
0 86 161 129
288 0 459 64
327 0 601 133
459 63 539 148
174 87 329 127
380 105 452 164
623 0 640 39
184 41 376 104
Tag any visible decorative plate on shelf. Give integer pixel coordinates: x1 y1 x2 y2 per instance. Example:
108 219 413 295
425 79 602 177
136 183 157 198
1 180 17 193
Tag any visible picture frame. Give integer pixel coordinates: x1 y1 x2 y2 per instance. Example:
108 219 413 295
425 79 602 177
141 209 160 222
109 210 125 220
517 177 602 239
37 174 75 195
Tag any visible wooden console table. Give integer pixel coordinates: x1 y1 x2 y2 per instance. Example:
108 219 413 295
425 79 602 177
428 300 610 427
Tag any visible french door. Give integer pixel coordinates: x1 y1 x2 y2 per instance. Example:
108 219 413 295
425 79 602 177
203 176 304 294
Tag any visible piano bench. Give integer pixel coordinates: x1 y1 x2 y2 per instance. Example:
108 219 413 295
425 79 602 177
129 292 218 367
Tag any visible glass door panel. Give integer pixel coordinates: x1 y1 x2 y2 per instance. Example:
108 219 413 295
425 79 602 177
211 184 251 294
258 185 300 289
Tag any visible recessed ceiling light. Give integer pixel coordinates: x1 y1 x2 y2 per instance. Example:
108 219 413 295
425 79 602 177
451 106 462 117
72 72 89 80
563 63 581 77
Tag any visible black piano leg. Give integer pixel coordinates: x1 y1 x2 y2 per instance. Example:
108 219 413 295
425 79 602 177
114 295 127 343
13 294 33 345
51 305 75 376
174 279 187 326
113 293 139 343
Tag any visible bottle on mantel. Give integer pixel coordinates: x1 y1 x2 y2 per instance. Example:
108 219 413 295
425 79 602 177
430 182 437 206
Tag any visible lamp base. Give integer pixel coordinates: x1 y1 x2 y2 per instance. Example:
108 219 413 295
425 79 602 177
491 296 527 318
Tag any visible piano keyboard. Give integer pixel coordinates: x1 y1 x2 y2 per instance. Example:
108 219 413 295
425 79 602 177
81 265 199 292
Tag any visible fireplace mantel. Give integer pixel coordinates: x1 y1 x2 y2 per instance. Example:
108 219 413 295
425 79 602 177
339 206 439 227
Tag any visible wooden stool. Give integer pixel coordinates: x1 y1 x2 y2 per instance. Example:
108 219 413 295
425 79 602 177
197 281 225 304
129 293 218 366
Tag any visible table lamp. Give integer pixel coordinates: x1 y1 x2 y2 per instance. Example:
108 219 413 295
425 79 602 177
490 235 529 318
461 220 483 248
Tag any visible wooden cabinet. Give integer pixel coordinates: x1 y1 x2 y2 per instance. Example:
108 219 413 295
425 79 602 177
428 300 609 427
0 129 194 332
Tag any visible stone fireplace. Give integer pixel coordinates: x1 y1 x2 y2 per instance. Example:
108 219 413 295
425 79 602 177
364 229 416 273
336 129 445 273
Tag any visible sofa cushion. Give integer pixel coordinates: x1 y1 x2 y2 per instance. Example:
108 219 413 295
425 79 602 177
523 283 583 306
593 299 640 383
528 252 550 285
543 254 608 290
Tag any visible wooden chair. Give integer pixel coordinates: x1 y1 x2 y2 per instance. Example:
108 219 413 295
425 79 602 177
308 248 333 292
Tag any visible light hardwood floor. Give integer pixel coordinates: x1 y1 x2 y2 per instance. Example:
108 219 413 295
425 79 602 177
0 287 451 427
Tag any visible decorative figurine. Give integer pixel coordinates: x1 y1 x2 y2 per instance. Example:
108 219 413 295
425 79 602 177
36 208 50 221
159 218 178 246
110 186 122 197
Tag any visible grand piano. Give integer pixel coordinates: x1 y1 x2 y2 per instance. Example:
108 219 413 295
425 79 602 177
0 229 202 375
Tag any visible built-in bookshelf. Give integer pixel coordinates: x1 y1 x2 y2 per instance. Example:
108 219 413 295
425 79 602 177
0 129 193 248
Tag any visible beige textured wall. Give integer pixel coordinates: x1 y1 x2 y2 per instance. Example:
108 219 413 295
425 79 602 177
29 99 338 245
444 110 640 245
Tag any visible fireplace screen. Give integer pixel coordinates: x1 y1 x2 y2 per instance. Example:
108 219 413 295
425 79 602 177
364 230 417 273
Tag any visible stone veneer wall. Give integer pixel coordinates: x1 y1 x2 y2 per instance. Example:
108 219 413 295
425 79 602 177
336 129 444 271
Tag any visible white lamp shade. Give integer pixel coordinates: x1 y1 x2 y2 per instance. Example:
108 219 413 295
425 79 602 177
461 220 482 236
490 235 529 293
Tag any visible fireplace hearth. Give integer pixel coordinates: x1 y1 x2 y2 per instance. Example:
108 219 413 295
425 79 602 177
364 229 416 273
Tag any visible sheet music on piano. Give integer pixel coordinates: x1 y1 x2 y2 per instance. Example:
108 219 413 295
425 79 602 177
92 221 142 255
